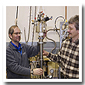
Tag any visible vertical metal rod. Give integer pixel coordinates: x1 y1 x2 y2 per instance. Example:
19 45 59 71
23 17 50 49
15 6 18 25
24 27 26 42
32 6 36 46
39 41 43 79
39 22 43 79
65 6 67 19
26 6 32 43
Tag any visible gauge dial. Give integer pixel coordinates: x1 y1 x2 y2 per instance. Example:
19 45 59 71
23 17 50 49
50 69 54 74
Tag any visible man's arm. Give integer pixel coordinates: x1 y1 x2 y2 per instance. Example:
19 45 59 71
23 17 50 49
43 50 58 62
24 43 40 58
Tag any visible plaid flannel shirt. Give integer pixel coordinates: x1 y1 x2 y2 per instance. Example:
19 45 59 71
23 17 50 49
47 38 79 79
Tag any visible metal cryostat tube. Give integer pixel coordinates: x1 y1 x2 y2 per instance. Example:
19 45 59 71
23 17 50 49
39 22 43 79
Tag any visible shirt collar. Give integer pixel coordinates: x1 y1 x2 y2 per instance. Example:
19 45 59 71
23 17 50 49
69 38 79 45
10 41 22 50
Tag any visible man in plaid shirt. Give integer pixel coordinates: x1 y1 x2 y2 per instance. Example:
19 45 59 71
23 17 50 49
43 15 79 79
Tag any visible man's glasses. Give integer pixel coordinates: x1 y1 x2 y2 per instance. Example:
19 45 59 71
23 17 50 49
13 32 22 35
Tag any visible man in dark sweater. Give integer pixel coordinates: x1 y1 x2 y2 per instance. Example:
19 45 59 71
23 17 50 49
6 25 43 79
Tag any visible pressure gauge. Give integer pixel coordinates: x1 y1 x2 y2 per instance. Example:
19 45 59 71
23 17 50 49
50 69 54 74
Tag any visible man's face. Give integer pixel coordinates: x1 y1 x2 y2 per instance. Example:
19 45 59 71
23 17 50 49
9 27 21 43
67 23 79 38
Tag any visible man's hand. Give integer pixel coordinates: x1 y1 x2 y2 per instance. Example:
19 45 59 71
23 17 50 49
33 68 43 75
43 31 47 38
43 50 49 56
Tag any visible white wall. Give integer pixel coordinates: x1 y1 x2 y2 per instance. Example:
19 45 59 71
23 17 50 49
68 6 79 20
6 6 79 42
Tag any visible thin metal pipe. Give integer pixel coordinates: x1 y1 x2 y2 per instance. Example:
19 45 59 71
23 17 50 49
24 27 26 42
46 29 57 53
15 6 18 25
55 16 65 36
26 6 32 43
32 6 36 46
